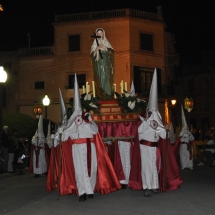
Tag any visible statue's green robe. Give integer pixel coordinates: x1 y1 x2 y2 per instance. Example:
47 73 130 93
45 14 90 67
91 48 114 100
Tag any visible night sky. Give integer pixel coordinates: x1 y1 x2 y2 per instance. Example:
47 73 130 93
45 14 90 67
0 0 215 65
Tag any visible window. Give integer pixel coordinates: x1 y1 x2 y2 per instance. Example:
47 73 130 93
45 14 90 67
69 35 80 52
68 74 86 89
133 67 162 94
35 81 45 89
140 33 153 51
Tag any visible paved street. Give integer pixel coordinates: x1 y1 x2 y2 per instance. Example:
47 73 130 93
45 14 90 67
1 163 215 215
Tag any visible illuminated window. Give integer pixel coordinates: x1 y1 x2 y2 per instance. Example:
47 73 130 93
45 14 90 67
69 35 80 52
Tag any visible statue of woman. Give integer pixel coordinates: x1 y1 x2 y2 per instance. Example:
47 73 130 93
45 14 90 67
90 28 114 100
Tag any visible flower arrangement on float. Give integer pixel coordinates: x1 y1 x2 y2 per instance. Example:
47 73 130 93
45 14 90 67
114 91 147 113
69 92 101 114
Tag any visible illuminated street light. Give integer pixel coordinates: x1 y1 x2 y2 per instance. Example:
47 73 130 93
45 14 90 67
0 66 8 130
42 95 50 119
184 97 194 112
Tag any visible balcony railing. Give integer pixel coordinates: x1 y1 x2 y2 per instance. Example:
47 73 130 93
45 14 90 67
55 9 163 23
18 47 54 56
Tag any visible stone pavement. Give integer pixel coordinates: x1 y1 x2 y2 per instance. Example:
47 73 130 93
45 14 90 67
1 163 215 215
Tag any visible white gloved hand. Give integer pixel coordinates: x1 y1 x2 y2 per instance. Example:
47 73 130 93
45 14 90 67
88 114 92 122
51 134 55 139
58 127 63 134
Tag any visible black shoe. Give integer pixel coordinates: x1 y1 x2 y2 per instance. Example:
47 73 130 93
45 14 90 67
151 189 159 194
87 194 94 199
121 184 127 189
34 174 40 178
143 189 151 197
79 193 87 202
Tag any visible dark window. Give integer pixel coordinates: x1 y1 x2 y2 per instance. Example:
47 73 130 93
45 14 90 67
134 67 160 94
69 35 80 52
35 81 45 89
68 74 86 89
140 33 153 51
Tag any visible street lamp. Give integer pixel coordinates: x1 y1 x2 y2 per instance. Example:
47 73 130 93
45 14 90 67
165 98 177 127
0 66 8 130
184 97 194 112
184 97 194 128
42 95 50 119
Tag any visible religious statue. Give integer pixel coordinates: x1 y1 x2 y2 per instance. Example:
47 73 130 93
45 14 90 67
90 28 114 100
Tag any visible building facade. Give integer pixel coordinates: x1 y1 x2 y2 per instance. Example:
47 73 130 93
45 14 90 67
0 8 177 123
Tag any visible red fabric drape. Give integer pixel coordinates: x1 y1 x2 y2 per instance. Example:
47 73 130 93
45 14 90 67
128 137 183 192
46 134 121 196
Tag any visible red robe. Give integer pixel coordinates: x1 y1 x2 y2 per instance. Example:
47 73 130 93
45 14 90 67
46 133 121 195
128 136 183 192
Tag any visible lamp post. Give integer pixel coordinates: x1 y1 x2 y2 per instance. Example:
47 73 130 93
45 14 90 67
165 98 177 126
0 66 8 131
184 97 194 127
42 95 50 119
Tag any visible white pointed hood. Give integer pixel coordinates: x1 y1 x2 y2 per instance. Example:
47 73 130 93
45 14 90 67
130 81 135 97
146 68 164 131
59 88 67 126
181 104 188 130
46 121 52 148
32 115 46 146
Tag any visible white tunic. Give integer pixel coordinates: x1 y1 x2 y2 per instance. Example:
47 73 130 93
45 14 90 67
118 140 132 185
54 112 99 196
138 116 166 190
31 137 47 174
179 128 194 169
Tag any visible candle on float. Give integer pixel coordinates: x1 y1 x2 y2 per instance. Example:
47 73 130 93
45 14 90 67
113 83 116 99
124 82 127 92
88 85 90 93
86 82 88 94
82 85 85 94
92 81 96 97
121 80 124 94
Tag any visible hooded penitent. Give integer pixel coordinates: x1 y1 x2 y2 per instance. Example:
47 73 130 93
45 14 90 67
32 115 46 146
179 105 194 143
138 69 166 141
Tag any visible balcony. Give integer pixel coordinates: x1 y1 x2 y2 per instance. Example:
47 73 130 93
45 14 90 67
55 9 163 23
18 47 54 56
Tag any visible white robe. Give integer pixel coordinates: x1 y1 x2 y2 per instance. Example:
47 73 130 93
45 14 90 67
54 115 99 196
31 137 47 174
118 140 132 185
138 116 166 190
179 129 194 169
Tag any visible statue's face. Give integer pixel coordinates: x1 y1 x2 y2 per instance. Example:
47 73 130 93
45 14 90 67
97 30 104 40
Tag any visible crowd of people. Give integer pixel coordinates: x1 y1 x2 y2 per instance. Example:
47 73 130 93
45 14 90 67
0 126 30 174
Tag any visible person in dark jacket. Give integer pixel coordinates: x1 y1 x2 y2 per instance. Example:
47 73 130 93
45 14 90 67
0 125 9 173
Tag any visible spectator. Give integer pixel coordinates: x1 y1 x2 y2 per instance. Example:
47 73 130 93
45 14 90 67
8 129 19 173
0 125 9 173
197 137 215 166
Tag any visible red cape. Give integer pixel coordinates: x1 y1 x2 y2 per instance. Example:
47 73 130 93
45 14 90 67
46 133 121 196
128 137 183 192
29 143 50 173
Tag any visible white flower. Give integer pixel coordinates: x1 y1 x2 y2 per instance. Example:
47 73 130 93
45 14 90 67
128 101 136 110
84 94 91 101
89 102 98 108
125 93 130 97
